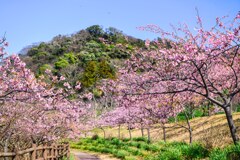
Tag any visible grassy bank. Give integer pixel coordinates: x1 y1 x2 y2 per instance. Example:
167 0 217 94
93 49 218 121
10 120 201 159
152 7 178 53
92 113 240 148
70 136 240 160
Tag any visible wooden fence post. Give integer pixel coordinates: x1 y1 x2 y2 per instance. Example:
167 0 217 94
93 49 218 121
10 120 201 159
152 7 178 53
67 144 70 159
43 144 48 159
31 144 37 160
55 145 58 159
60 145 63 158
50 144 55 160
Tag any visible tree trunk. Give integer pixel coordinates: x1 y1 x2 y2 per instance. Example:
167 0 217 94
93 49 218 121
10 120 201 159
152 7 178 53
141 127 144 137
184 110 192 144
128 123 132 140
147 127 151 143
188 128 192 144
100 128 106 139
224 106 239 145
118 125 121 139
207 102 211 116
175 115 178 123
162 124 166 142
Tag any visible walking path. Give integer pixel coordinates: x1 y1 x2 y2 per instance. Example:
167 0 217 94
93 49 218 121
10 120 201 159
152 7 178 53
72 151 100 160
71 150 119 160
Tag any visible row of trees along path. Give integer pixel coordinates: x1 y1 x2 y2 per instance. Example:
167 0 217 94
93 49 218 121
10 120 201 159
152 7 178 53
97 13 240 145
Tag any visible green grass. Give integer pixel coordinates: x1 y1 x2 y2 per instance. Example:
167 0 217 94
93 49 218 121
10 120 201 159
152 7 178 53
70 136 240 160
209 144 240 160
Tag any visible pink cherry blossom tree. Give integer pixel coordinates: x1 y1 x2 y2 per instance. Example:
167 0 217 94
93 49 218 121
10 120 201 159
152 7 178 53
101 78 182 142
0 40 92 151
115 13 240 144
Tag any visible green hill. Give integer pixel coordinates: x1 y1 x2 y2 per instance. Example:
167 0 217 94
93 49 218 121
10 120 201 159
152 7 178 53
20 25 145 90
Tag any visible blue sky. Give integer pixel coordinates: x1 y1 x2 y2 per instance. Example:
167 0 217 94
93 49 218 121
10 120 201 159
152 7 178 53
1 0 239 54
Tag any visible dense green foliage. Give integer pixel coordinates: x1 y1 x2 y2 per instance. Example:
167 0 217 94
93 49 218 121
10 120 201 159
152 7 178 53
20 25 145 91
80 60 115 87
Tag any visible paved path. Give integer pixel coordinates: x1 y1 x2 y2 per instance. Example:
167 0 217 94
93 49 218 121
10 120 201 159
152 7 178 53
72 151 100 160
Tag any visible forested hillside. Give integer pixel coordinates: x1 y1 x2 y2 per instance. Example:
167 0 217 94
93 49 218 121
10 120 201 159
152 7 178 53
20 25 145 91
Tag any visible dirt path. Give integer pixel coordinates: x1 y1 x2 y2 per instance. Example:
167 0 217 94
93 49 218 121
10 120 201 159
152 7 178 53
72 151 100 160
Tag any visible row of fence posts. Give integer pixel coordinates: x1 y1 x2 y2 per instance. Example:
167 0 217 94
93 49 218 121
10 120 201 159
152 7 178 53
0 143 70 160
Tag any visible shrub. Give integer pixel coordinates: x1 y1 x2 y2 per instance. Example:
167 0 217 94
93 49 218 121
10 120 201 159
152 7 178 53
70 144 81 149
209 148 227 160
80 60 115 87
80 61 99 87
109 50 130 59
182 143 209 159
84 138 93 143
126 45 133 51
166 141 187 147
209 144 240 160
123 138 130 142
96 138 106 144
100 148 112 154
111 149 118 154
76 141 82 145
81 146 87 150
122 145 129 150
157 147 182 160
128 141 139 147
111 138 121 146
55 57 69 69
140 143 150 151
86 25 104 37
226 144 240 160
133 137 148 142
91 134 99 140
96 144 105 148
64 52 78 64
131 149 142 156
114 150 129 159
148 144 160 152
